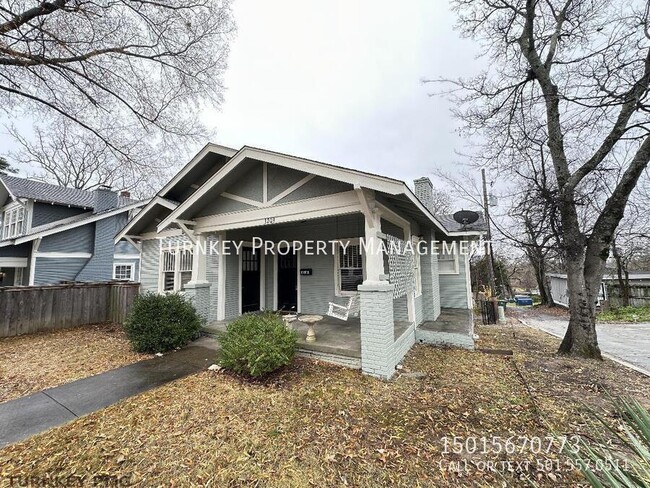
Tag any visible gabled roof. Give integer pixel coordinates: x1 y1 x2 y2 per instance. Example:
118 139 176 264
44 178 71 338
8 200 149 246
117 143 486 241
0 175 136 209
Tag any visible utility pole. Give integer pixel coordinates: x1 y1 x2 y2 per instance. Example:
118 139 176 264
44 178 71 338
481 168 497 295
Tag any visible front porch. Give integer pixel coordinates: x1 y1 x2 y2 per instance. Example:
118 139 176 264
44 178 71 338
203 316 414 369
202 307 474 369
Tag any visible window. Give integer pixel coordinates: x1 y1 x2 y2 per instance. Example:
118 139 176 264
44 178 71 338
337 240 363 294
14 267 24 286
2 205 25 239
160 248 193 291
438 242 459 275
113 263 134 281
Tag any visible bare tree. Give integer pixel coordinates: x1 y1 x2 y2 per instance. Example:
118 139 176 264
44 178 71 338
433 0 650 358
1 0 235 186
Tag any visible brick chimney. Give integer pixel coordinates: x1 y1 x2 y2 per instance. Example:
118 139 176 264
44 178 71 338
120 190 131 198
93 185 119 213
413 177 434 213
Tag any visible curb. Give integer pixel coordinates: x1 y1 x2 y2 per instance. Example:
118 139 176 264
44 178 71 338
517 318 650 378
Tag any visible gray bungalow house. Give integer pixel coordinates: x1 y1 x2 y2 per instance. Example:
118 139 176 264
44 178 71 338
0 175 146 286
117 144 485 378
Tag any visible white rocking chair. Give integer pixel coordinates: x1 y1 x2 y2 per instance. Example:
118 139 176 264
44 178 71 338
326 294 360 321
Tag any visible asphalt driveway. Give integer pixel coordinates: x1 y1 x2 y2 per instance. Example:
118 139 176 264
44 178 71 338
520 313 650 376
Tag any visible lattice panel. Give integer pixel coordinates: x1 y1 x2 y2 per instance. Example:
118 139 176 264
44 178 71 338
385 235 415 299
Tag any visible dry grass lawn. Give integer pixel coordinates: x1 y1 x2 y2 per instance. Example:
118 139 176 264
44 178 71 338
1 321 649 487
0 323 150 403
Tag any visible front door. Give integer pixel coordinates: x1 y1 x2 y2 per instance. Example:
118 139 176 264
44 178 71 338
277 253 297 312
241 247 261 313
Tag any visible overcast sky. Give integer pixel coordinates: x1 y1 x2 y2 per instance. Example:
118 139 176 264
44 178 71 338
203 0 482 187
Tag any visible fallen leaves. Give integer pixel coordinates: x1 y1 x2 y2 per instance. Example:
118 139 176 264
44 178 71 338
0 323 150 403
0 320 649 486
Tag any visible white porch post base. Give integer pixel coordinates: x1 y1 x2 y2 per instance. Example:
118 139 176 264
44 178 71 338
359 281 395 379
183 282 211 322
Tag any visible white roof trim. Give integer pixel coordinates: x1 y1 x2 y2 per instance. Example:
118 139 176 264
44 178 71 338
114 196 177 243
14 200 148 244
157 146 408 233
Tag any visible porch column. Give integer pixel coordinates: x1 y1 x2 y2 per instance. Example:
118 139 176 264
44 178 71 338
185 233 210 321
359 211 396 379
359 281 395 379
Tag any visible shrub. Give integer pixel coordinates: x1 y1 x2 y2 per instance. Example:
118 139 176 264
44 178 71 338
566 396 650 487
124 292 202 353
219 312 297 378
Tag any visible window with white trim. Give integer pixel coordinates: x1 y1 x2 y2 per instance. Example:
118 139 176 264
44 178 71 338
160 248 193 291
336 240 363 295
113 263 135 281
2 205 25 239
438 242 459 275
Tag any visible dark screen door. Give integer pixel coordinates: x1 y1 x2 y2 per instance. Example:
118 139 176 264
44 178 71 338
241 248 261 313
277 253 297 312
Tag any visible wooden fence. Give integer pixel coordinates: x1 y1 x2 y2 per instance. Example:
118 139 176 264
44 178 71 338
0 282 140 338
606 283 650 308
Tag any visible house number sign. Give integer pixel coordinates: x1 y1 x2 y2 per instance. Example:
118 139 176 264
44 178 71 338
300 268 312 276
264 217 276 225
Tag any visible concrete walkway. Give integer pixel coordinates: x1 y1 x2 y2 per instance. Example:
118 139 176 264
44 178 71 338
520 314 650 376
0 337 219 449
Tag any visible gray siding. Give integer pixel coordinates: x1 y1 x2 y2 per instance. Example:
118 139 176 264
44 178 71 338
39 224 94 253
415 294 423 325
277 176 352 204
225 250 239 319
195 196 253 217
31 203 87 228
381 219 404 239
439 243 470 309
265 253 273 309
300 251 336 314
140 239 160 293
34 257 88 285
206 234 220 322
267 165 309 200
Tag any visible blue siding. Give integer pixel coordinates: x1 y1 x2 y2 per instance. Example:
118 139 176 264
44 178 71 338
34 257 89 285
39 224 94 253
77 215 123 281
31 203 88 228
225 251 239 319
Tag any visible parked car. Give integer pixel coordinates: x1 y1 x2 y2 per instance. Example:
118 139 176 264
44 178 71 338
514 295 534 306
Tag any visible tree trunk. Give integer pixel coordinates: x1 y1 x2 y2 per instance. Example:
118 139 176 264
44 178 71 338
558 253 603 359
612 243 630 307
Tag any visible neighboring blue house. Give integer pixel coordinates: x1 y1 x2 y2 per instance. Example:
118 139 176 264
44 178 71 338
0 175 147 286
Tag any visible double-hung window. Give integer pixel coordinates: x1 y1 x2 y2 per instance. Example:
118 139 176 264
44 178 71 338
438 242 459 275
161 248 193 292
113 263 135 281
2 205 25 239
336 239 363 295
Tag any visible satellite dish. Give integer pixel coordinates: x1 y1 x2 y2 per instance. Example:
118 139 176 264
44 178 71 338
453 210 480 228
